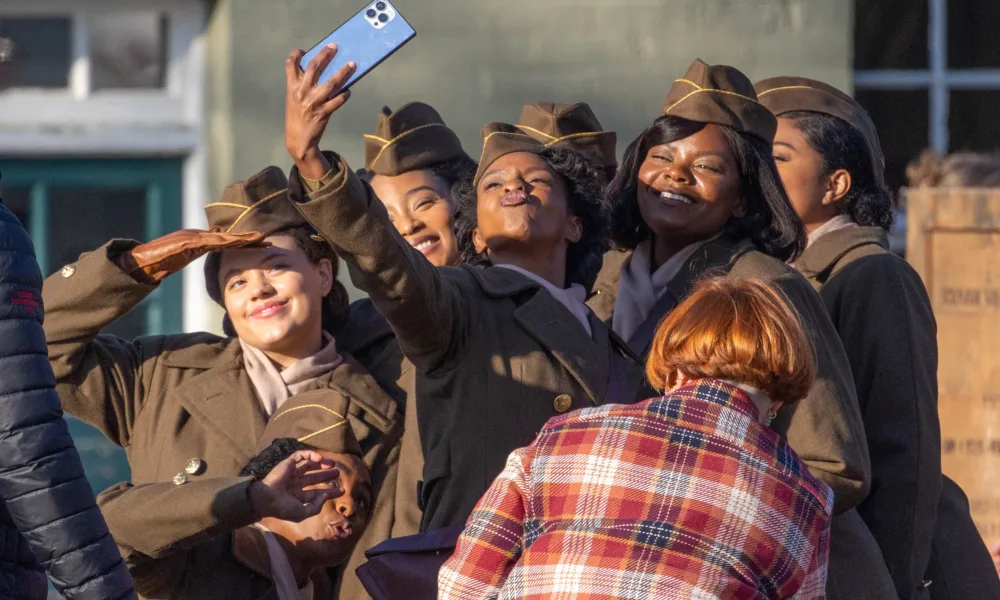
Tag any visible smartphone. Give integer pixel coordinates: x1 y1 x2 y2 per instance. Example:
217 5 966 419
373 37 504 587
299 0 415 92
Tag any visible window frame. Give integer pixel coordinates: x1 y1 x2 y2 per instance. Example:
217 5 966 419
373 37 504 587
0 0 211 334
2 157 184 336
854 0 1000 153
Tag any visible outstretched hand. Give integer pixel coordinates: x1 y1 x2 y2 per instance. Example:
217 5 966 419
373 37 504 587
249 450 343 523
285 44 357 179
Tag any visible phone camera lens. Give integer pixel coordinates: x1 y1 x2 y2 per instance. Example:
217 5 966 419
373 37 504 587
375 1 387 10
366 8 377 17
377 12 389 22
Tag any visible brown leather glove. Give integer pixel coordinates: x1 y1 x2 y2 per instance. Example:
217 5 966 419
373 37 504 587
116 228 267 283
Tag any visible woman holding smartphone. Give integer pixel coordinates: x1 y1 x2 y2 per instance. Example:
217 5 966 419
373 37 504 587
283 46 642 533
589 59 893 599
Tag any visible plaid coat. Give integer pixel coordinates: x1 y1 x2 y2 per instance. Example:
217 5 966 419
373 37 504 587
438 380 834 600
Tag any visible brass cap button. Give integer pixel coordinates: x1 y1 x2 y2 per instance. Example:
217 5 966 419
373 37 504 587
184 458 204 475
172 472 188 486
60 265 76 278
553 394 573 413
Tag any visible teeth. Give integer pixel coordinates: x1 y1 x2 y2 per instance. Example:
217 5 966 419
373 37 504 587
661 191 694 204
414 240 435 251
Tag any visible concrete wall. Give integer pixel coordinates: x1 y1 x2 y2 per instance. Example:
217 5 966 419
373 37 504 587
207 0 853 298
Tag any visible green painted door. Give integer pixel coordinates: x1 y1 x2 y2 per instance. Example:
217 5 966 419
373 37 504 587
2 157 183 493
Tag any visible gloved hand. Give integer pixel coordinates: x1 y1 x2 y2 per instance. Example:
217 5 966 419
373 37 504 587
117 228 267 283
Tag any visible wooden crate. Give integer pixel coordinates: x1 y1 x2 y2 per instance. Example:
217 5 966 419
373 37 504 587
907 188 1000 543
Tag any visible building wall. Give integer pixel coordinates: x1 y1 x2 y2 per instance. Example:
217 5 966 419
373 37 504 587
207 0 852 300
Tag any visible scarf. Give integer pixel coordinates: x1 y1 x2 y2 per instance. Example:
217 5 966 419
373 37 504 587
240 332 344 418
253 524 313 600
495 263 593 337
806 214 857 247
612 236 717 341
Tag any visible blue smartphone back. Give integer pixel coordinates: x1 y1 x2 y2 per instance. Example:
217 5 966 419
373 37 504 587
299 1 415 91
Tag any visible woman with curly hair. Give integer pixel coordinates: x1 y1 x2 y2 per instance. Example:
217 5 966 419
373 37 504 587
590 59 891 599
282 46 641 534
756 76 1000 600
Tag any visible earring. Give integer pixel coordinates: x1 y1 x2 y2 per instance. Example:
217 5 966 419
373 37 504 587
763 407 778 426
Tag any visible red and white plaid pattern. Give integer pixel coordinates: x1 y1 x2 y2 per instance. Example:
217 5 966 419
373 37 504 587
438 379 833 600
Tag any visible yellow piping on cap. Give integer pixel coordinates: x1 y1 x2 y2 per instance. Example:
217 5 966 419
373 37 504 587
664 88 765 116
270 403 347 423
298 420 348 444
368 123 450 169
269 403 349 445
363 133 390 144
674 78 704 90
224 188 288 232
755 85 814 97
515 124 558 141
544 130 613 146
204 202 251 209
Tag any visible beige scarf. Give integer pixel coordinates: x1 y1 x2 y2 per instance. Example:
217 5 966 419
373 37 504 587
240 333 343 418
253 524 313 600
612 236 717 341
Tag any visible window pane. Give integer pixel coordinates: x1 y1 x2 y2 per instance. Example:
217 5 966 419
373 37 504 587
949 3 1000 68
48 186 147 339
0 18 71 89
854 0 928 70
949 91 1000 154
854 89 929 191
90 12 166 90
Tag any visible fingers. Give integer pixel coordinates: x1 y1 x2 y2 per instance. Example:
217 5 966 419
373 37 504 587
285 49 305 85
296 468 342 489
303 44 338 88
319 89 352 117
314 61 357 103
200 230 270 249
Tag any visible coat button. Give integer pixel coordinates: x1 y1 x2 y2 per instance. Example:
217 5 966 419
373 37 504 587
173 472 188 486
553 394 573 413
185 458 205 475
60 265 76 278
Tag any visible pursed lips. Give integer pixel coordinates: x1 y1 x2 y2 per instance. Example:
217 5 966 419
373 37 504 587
500 190 529 207
327 520 353 539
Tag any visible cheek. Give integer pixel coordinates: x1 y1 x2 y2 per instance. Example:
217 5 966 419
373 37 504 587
422 205 455 236
777 163 822 214
223 292 246 321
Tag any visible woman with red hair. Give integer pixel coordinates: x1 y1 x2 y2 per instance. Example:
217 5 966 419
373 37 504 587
439 277 833 600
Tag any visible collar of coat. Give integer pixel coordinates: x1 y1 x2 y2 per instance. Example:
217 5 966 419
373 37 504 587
231 526 334 600
154 336 400 465
589 235 757 323
794 226 888 284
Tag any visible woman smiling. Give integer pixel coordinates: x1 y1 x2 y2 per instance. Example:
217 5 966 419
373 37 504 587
589 59 894 599
41 163 401 599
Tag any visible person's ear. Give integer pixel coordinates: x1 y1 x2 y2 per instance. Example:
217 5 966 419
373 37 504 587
823 169 852 206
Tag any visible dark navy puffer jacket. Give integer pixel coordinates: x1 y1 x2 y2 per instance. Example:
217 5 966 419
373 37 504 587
0 203 136 599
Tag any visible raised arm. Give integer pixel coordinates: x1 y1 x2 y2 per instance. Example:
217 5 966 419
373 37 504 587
42 231 262 446
107 451 342 597
283 46 472 373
